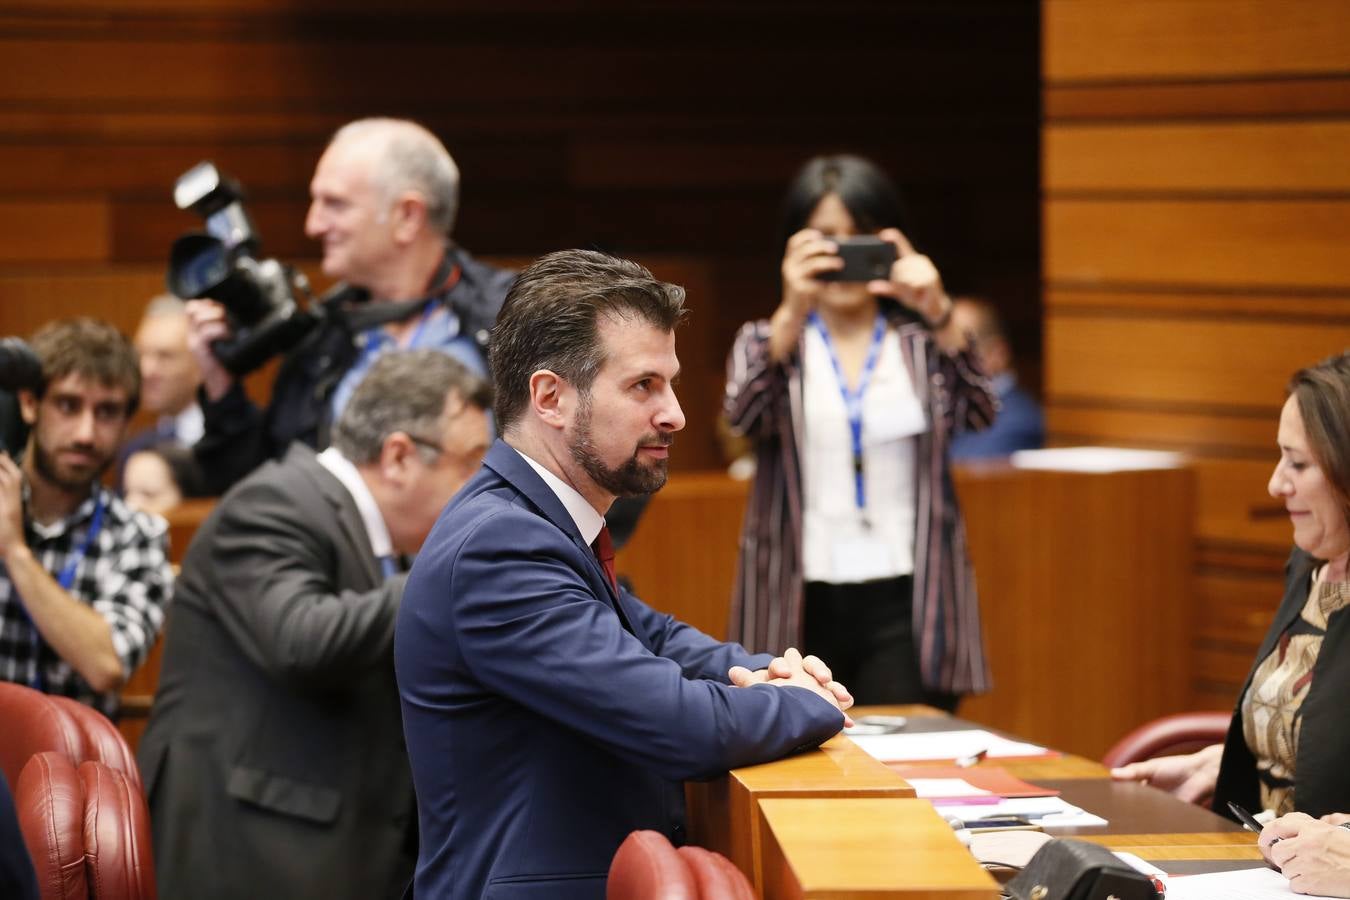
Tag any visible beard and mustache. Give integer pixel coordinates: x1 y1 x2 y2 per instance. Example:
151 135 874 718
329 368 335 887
31 438 112 493
567 391 673 498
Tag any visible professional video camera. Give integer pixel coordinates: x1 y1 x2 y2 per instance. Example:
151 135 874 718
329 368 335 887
0 336 43 456
166 162 317 376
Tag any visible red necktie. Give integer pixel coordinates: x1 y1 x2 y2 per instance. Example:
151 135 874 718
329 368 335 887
594 525 618 595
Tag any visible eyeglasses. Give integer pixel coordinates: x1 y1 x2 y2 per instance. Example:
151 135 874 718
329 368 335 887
404 433 445 457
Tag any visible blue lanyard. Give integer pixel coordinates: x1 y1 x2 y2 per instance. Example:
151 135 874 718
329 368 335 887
402 300 439 349
23 492 104 692
809 311 886 510
57 492 105 590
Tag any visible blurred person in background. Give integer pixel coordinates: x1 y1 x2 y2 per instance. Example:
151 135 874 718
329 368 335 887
139 349 492 900
186 117 513 494
0 318 172 715
724 155 997 709
115 294 203 487
948 296 1043 460
122 444 207 517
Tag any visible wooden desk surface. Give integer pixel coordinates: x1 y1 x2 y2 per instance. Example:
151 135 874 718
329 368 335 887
853 706 1110 779
759 798 998 899
846 706 1261 864
687 732 916 895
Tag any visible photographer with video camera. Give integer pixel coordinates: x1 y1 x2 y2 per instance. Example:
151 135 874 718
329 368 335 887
0 320 172 715
183 117 513 494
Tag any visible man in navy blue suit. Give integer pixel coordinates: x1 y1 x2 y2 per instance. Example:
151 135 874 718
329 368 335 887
396 250 853 900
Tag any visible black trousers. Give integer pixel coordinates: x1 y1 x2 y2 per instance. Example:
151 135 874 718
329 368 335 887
803 577 958 711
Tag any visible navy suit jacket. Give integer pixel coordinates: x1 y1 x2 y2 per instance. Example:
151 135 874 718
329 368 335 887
396 440 844 900
949 378 1044 460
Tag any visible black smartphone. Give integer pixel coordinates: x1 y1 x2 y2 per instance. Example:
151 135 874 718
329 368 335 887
818 236 898 283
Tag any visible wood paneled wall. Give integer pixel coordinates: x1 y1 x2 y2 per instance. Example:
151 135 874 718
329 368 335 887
0 0 1039 471
1043 0 1350 710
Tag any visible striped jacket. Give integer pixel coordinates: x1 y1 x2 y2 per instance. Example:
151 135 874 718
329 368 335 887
724 305 997 694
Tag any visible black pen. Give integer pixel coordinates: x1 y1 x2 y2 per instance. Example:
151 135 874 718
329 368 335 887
1227 801 1276 843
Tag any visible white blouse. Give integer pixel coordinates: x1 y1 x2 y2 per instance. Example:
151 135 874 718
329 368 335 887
800 324 928 584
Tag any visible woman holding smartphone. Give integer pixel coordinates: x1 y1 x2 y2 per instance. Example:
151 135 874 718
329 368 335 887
723 154 996 708
1113 352 1350 821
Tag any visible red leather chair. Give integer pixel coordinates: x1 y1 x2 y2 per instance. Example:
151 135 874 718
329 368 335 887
15 751 88 900
607 831 698 900
676 845 756 900
1101 711 1232 769
0 683 143 795
79 760 156 900
50 697 143 795
15 751 157 900
0 683 86 791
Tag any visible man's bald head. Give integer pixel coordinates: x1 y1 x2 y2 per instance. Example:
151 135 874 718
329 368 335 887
328 118 461 237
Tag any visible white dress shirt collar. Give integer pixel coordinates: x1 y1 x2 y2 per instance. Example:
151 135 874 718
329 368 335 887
315 446 393 559
513 448 605 545
163 402 204 446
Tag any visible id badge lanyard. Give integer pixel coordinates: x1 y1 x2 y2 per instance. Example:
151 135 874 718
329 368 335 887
808 311 886 521
22 492 104 692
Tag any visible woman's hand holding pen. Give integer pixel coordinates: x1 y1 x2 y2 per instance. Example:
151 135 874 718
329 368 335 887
1261 812 1350 897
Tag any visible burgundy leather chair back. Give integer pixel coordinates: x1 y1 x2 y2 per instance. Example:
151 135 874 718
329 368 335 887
607 831 698 900
79 761 157 900
1101 711 1232 769
15 751 88 900
676 846 756 900
14 752 158 900
51 698 143 796
0 683 85 791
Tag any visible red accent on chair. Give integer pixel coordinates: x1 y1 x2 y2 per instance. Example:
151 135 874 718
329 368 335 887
16 751 89 900
676 845 756 900
1101 711 1232 769
79 760 157 900
607 831 698 900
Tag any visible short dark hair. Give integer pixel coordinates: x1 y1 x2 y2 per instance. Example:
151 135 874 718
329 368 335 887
29 317 140 416
1289 351 1350 537
779 154 914 250
490 250 687 434
331 349 493 465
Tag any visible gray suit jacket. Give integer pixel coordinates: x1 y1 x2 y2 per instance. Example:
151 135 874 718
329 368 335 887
138 444 413 900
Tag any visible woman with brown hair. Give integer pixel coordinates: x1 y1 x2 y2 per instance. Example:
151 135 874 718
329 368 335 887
1113 351 1350 820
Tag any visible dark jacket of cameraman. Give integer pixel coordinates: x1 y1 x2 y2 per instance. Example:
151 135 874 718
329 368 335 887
193 246 513 496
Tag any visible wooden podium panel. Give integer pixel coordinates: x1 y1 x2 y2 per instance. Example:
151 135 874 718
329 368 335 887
954 462 1195 760
687 734 915 895
758 798 998 900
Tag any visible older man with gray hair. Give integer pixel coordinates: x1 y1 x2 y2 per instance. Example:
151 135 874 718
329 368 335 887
187 116 514 494
139 348 492 900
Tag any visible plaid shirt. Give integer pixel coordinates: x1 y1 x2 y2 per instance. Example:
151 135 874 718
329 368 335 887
0 484 173 715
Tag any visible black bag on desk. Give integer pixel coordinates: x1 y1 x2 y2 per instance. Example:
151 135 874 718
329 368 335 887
1004 838 1157 900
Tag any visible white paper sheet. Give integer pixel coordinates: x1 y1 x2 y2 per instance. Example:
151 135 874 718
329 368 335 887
849 729 1048 763
905 778 993 799
1164 865 1336 899
1010 446 1186 472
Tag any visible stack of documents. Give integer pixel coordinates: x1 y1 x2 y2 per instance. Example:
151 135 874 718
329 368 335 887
935 796 1107 829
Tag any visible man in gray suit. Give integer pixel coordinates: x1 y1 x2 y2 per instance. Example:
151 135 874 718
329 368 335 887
138 349 492 900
